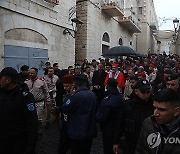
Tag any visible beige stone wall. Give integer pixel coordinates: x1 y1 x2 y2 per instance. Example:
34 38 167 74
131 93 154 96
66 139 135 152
136 0 158 54
76 0 137 63
175 34 180 55
0 0 76 70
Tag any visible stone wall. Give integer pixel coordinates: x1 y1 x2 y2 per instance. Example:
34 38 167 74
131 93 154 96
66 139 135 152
0 0 76 70
76 0 137 63
136 0 158 54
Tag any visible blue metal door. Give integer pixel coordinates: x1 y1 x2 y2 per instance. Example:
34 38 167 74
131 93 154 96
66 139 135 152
4 45 48 77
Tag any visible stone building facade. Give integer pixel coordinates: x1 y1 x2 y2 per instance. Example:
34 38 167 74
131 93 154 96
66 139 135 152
75 0 141 63
174 28 180 55
136 0 158 54
0 0 159 72
0 0 76 75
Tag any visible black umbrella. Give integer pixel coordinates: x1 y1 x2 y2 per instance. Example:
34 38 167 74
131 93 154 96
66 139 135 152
103 45 137 57
130 53 147 58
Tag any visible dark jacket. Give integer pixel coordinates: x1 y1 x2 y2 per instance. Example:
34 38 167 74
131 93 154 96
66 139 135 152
18 72 29 83
114 94 154 154
92 70 107 102
62 86 97 140
135 116 180 154
96 88 124 138
0 85 38 154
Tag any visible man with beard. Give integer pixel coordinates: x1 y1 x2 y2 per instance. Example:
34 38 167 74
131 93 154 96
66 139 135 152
104 62 125 94
25 67 51 139
92 63 107 105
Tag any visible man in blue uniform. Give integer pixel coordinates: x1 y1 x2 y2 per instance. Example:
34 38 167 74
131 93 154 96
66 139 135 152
62 74 97 154
96 78 124 154
0 67 38 154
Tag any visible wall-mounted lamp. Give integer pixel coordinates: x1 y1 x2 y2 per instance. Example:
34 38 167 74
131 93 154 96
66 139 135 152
63 18 83 38
173 18 179 33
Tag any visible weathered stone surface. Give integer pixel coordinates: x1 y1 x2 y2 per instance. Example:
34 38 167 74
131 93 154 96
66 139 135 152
5 28 48 44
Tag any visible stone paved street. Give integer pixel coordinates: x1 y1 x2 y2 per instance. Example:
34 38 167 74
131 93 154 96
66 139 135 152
36 123 104 154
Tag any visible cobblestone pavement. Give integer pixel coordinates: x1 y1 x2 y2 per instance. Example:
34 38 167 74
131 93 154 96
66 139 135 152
36 123 104 154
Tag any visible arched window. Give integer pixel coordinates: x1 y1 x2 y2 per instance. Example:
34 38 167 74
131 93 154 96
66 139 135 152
102 32 110 55
119 38 123 45
130 41 133 46
102 32 110 43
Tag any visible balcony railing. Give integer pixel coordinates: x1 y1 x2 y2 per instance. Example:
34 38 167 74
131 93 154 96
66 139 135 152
102 2 124 17
119 10 141 33
43 0 59 5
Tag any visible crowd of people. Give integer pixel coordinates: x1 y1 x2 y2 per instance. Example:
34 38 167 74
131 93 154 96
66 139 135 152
0 53 180 154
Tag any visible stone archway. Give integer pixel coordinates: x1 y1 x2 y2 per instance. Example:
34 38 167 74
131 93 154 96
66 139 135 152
5 28 48 44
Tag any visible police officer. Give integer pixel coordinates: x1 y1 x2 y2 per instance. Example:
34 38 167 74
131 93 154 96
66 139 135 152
0 67 38 154
96 78 124 154
166 73 180 93
57 75 74 154
61 74 97 154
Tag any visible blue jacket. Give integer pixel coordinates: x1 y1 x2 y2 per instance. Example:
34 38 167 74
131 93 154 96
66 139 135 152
96 88 124 137
62 86 97 140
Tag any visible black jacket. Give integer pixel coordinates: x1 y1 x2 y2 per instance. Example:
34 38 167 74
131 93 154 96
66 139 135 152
114 95 154 154
92 70 107 102
135 116 180 154
0 85 38 154
96 88 124 139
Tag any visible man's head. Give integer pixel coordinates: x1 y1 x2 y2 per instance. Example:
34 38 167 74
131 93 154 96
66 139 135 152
134 79 151 101
63 75 73 93
164 64 171 72
137 66 144 73
74 64 81 75
47 67 54 77
149 63 155 71
166 73 179 91
29 67 38 80
73 74 86 90
130 76 139 89
0 67 19 90
92 59 97 66
53 63 59 71
111 63 119 73
45 62 51 68
68 66 74 75
153 88 180 124
127 69 134 78
20 65 29 75
98 63 104 71
105 63 111 72
107 78 118 91
163 70 172 81
85 66 91 74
